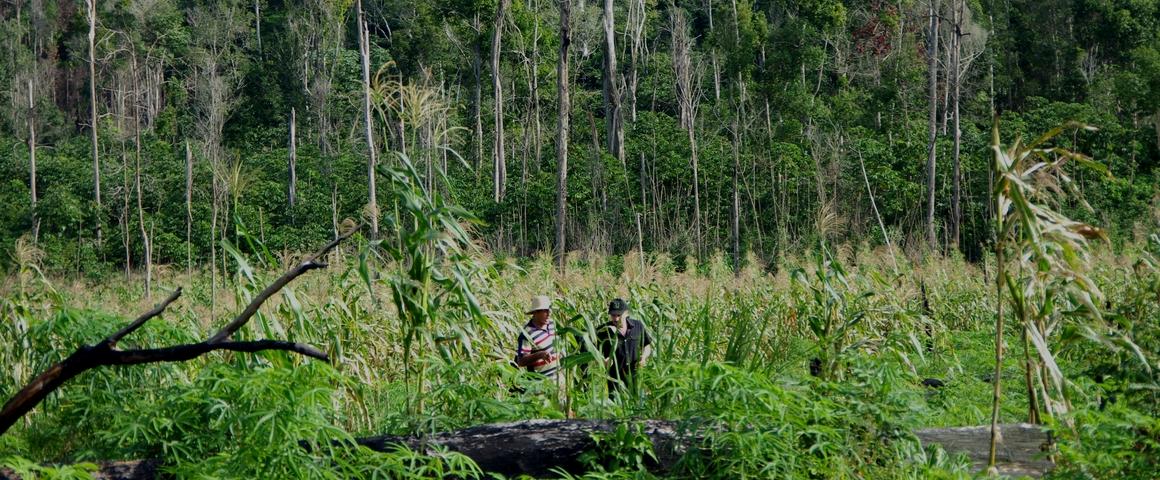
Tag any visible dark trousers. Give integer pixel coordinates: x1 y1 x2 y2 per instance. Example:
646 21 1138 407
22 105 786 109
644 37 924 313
607 369 638 396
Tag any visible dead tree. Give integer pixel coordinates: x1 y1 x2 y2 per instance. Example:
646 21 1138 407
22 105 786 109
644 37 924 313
131 48 152 300
949 0 986 253
925 0 940 251
0 226 361 437
185 140 193 278
492 0 511 203
670 7 702 258
625 0 646 123
471 14 484 172
601 0 623 164
86 0 102 245
27 78 39 242
553 0 571 269
289 107 298 212
356 0 379 238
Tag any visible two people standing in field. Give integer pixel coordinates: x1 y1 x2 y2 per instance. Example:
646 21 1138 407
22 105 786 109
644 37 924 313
513 295 652 395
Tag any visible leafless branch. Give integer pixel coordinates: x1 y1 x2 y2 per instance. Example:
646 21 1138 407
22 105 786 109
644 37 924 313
0 225 362 436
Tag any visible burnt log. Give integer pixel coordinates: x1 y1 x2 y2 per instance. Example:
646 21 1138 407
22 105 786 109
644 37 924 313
357 419 693 477
1 421 1056 479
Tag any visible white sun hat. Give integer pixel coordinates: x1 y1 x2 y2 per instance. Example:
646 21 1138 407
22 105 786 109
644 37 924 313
526 295 552 314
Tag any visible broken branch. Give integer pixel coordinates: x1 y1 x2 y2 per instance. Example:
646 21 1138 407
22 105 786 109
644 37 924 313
0 225 362 436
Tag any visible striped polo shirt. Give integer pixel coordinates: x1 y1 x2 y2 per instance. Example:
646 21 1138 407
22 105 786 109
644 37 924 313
516 319 561 376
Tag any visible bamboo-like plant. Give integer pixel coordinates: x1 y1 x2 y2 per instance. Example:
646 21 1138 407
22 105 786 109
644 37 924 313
368 158 489 427
986 119 1109 473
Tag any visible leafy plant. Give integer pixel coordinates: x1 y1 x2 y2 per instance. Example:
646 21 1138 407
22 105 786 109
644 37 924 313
986 119 1111 469
579 422 658 474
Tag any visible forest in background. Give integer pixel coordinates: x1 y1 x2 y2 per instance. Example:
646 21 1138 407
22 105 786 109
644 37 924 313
0 0 1158 277
1 1 1160 477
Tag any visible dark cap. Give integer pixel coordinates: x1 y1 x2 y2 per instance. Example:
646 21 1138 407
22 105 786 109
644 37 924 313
608 298 628 315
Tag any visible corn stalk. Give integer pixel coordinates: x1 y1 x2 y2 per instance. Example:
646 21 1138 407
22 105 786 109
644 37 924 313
987 119 1109 473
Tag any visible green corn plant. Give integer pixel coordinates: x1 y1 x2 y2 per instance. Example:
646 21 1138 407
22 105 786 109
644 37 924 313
986 119 1109 472
369 157 489 426
791 244 873 382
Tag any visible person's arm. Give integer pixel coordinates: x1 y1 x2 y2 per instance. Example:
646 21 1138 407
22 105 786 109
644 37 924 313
517 351 550 367
638 320 653 367
516 332 555 367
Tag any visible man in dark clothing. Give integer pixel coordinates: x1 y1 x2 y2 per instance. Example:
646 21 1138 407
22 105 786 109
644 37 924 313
599 298 652 394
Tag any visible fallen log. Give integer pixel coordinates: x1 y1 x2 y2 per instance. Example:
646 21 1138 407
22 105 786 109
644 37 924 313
1 421 1054 479
915 423 1053 478
355 419 693 477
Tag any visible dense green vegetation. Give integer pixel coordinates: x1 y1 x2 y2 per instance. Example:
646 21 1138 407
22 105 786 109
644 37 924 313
2 220 1158 477
1 0 1159 478
0 0 1157 271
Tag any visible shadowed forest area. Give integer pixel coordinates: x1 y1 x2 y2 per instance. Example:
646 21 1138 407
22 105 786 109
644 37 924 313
0 0 1158 478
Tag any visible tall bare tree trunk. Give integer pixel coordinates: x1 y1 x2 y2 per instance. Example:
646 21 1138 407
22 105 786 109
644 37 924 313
925 0 940 251
601 0 623 164
121 147 131 280
492 0 510 203
531 3 543 171
87 0 102 245
289 107 298 212
356 0 379 238
670 7 701 258
730 115 741 275
472 14 484 173
185 141 193 278
950 1 962 252
132 51 151 300
554 0 571 269
254 0 262 54
211 174 219 320
28 78 39 242
689 119 702 259
671 8 693 131
626 0 645 123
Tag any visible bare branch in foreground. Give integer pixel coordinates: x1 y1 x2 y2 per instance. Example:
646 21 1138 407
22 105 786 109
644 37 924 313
0 225 361 436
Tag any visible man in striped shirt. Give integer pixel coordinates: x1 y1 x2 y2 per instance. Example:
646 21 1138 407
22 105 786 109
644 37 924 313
514 295 562 377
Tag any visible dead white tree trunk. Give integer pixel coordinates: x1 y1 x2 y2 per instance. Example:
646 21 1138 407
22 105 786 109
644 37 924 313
492 0 510 203
554 0 571 269
949 1 961 251
289 107 298 212
531 2 543 171
671 8 694 131
28 78 39 242
356 0 379 238
87 0 102 245
254 0 262 54
626 0 645 123
601 0 623 164
185 140 193 278
472 14 484 173
925 0 940 251
131 50 151 300
670 7 702 258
